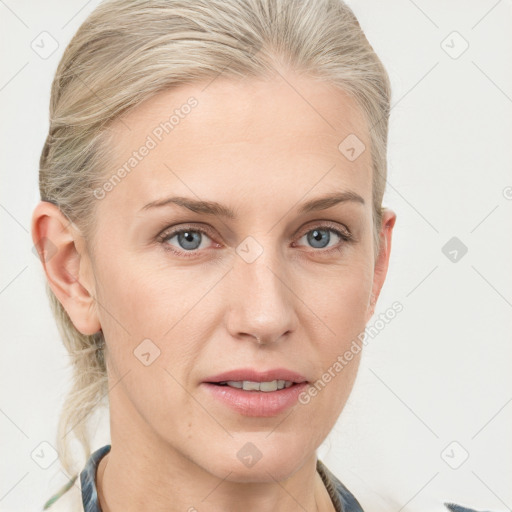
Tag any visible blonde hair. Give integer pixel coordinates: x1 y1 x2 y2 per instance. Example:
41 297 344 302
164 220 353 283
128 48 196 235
39 0 391 479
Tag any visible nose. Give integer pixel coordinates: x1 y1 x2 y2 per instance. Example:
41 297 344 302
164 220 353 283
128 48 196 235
225 242 298 346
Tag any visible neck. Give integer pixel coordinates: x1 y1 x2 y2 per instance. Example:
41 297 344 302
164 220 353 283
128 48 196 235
96 443 335 512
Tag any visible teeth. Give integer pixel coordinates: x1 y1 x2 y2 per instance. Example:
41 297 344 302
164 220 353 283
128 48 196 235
221 380 295 391
225 380 243 389
243 380 261 391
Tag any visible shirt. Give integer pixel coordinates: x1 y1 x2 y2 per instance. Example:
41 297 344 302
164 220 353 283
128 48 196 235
41 444 494 512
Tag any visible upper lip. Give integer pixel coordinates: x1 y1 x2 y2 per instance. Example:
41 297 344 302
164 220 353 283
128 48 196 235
204 368 308 384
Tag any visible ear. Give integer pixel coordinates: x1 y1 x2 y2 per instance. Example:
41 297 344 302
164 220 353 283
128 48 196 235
366 208 397 321
31 201 101 335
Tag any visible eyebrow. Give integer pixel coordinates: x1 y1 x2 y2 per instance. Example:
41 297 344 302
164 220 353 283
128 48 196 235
140 191 365 218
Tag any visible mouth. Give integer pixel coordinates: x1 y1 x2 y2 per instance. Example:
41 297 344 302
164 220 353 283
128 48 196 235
204 367 308 390
202 368 309 417
210 379 299 392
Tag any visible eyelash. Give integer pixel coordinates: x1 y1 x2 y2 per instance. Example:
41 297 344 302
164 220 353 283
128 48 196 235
156 222 354 259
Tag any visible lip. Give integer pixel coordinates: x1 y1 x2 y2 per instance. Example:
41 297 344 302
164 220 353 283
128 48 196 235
202 381 309 417
204 367 308 384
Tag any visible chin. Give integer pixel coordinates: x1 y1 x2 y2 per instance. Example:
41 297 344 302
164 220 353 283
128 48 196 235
201 447 310 484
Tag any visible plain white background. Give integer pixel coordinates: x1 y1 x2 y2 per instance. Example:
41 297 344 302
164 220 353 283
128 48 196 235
1 1 511 511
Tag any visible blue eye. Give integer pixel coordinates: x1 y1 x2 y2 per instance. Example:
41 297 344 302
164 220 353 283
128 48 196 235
299 227 343 249
311 229 330 248
160 227 213 254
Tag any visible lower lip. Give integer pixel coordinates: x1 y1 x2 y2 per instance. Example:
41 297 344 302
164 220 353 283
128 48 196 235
202 382 309 417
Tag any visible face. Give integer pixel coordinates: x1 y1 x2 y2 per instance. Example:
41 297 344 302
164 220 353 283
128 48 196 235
39 70 395 483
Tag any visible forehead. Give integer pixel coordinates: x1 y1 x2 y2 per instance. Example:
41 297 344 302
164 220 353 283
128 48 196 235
101 72 372 218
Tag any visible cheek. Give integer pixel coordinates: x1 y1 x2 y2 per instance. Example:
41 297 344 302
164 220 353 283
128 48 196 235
93 249 180 334
305 259 373 334
302 260 372 400
94 252 211 386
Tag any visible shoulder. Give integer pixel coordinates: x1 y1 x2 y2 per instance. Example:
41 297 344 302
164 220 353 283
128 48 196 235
42 474 83 512
42 444 111 512
317 458 364 512
316 459 499 512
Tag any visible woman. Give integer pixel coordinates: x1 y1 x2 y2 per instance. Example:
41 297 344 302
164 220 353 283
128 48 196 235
31 1 487 510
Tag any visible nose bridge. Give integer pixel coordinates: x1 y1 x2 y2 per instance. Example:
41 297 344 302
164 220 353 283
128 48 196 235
227 234 297 342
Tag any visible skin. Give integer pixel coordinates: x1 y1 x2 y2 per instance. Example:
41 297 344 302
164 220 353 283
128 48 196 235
32 68 396 512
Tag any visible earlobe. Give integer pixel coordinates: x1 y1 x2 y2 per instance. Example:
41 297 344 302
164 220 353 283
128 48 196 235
366 208 397 320
31 201 101 335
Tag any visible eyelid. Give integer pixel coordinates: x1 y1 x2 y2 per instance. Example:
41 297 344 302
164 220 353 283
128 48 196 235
295 219 352 240
156 223 218 245
157 221 351 243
